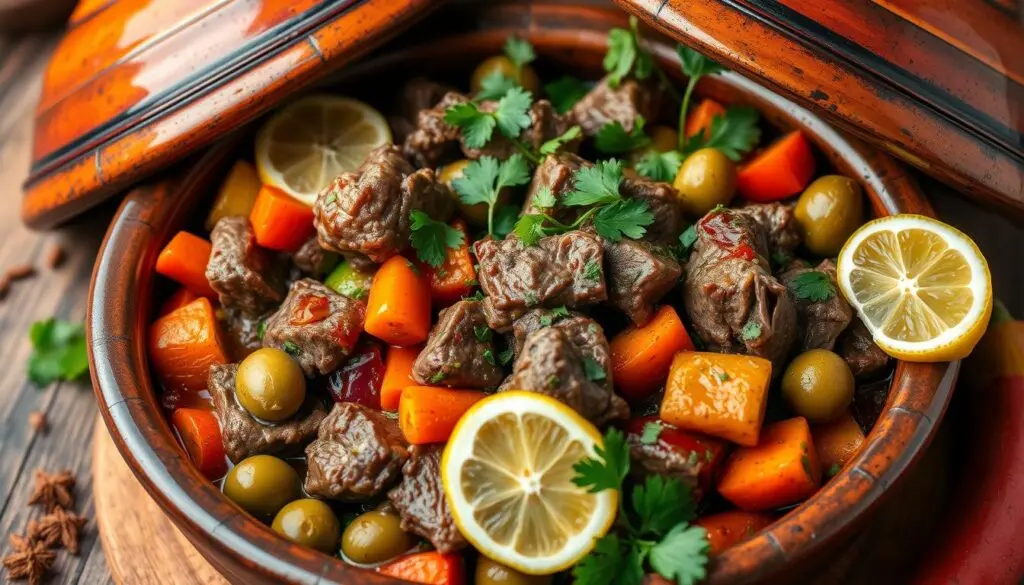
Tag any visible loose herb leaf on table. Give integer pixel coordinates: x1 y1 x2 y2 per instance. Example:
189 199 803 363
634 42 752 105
28 319 89 387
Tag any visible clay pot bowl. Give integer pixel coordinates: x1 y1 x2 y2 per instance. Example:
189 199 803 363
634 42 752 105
87 3 958 584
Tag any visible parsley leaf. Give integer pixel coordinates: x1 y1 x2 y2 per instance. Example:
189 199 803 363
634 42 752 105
539 125 582 156
483 348 497 366
538 306 571 327
27 319 89 387
429 370 446 384
583 260 602 283
452 155 531 238
473 326 493 342
788 271 836 302
595 116 651 154
583 357 607 382
678 225 698 253
443 102 496 149
681 106 762 160
493 86 534 140
633 475 695 536
740 321 762 341
282 340 301 356
497 347 515 366
476 70 518 101
573 534 638 585
604 28 637 88
635 150 683 182
465 290 485 302
443 87 535 154
409 210 463 268
675 45 727 152
504 35 536 69
640 421 663 445
826 463 842 478
544 76 592 114
648 523 711 585
572 427 630 493
532 186 557 210
593 199 655 242
563 160 625 206
512 213 548 247
492 205 520 240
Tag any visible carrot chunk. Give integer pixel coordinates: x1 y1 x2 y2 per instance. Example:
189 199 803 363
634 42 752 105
381 345 422 411
148 297 230 393
398 386 487 444
694 510 775 555
249 185 315 252
170 408 227 479
685 98 727 138
660 352 772 446
422 221 476 306
717 417 822 511
158 287 200 317
610 305 695 401
378 551 465 584
155 231 217 298
365 256 432 346
736 130 816 202
811 412 865 475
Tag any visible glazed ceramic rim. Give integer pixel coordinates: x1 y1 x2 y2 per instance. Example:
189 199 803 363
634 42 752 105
87 6 959 585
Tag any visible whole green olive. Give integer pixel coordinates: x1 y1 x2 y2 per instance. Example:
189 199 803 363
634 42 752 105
794 175 864 256
222 455 302 519
470 56 541 95
781 349 855 423
271 499 341 554
475 557 552 585
340 510 414 565
235 347 306 422
673 148 737 216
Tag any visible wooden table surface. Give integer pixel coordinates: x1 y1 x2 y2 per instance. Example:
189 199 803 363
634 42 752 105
0 29 1021 585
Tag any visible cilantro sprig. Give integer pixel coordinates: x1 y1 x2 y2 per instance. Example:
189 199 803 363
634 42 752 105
28 319 89 387
572 428 710 585
603 16 680 102
513 160 655 245
445 87 538 162
409 211 464 268
595 116 651 154
452 154 532 238
504 35 536 72
544 76 592 114
675 46 724 150
476 36 538 101
788 271 836 302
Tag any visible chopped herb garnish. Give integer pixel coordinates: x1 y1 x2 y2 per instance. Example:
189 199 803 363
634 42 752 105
540 125 582 156
465 290 486 302
801 454 813 477
497 348 515 366
788 271 836 302
716 371 730 382
546 374 562 390
640 421 663 445
428 371 447 384
532 186 557 210
740 322 762 342
770 249 792 271
705 449 714 463
256 321 267 341
524 291 539 307
452 154 531 238
323 193 337 206
635 149 683 182
583 260 602 283
483 348 497 366
594 116 651 154
473 326 493 342
675 45 725 150
409 210 463 268
678 224 698 259
282 341 301 356
686 451 700 467
582 357 607 382
539 306 571 327
27 319 89 387
543 76 592 114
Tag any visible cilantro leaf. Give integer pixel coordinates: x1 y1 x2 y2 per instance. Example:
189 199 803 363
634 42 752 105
740 321 762 341
595 116 651 154
635 150 683 182
593 199 654 242
483 349 497 366
681 107 762 160
604 28 637 88
473 326 492 342
583 260 602 283
512 214 548 246
633 475 695 536
678 224 698 258
563 160 624 207
538 306 571 327
497 347 515 366
444 87 535 151
788 271 836 302
582 357 607 382
532 186 557 209
504 35 536 69
452 156 530 238
572 427 629 493
573 535 637 585
28 319 89 387
409 210 463 268
544 76 591 114
493 86 534 140
493 204 520 240
640 421 663 445
648 523 710 585
476 70 518 101
540 125 582 155
496 153 531 190
443 102 496 149
678 45 725 79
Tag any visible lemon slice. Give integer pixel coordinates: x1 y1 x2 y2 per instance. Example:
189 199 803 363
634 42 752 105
836 214 991 362
255 95 391 206
441 392 616 575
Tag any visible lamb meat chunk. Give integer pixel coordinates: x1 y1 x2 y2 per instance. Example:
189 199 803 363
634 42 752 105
262 278 367 377
475 231 606 331
501 327 628 425
206 216 286 317
291 237 332 277
402 91 467 168
619 172 683 245
304 402 409 501
388 445 468 553
603 238 681 326
626 433 702 500
412 300 504 389
510 311 612 381
839 320 890 378
571 76 659 137
521 152 586 220
313 144 453 264
735 202 802 255
683 208 797 369
208 363 327 463
779 259 852 351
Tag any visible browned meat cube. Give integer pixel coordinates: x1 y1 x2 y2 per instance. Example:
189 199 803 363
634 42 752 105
388 445 468 553
412 300 504 389
571 76 659 136
603 238 681 326
205 216 286 317
838 320 890 378
735 202 802 255
779 259 853 352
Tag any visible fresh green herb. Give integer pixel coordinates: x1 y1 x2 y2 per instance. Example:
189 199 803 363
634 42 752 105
27 319 89 387
801 454 813 477
540 125 582 156
686 451 699 467
582 357 607 382
323 193 337 206
595 116 651 154
512 212 548 245
493 204 520 240
429 370 447 384
603 16 655 88
572 428 709 585
740 322 762 342
483 348 497 366
677 224 698 259
676 45 725 150
504 35 536 71
444 87 537 161
539 306 571 327
452 155 531 238
532 186 557 210
474 326 493 342
716 371 730 382
788 271 836 302
705 449 714 463
465 290 486 302
525 291 539 307
770 249 793 271
476 70 518 101
826 463 842 478
680 106 762 161
583 260 602 283
282 341 301 356
409 210 464 268
635 150 683 182
544 76 592 114
563 160 626 206
497 348 515 366
256 321 267 341
640 421 663 445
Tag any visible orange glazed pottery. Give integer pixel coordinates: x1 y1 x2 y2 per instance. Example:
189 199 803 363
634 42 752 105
86 3 958 584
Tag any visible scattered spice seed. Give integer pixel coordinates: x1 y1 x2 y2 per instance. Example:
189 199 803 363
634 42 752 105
5 264 36 281
26 469 75 512
27 412 46 434
2 533 55 585
45 245 65 270
30 507 87 554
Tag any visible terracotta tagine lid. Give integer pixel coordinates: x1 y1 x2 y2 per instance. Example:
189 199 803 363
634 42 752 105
615 0 1024 220
20 0 439 230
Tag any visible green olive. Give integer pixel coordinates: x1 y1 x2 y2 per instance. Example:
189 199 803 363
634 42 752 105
271 499 341 554
222 455 302 519
781 349 855 423
794 175 864 256
235 348 306 422
470 56 541 95
340 510 414 565
475 557 552 585
673 148 737 216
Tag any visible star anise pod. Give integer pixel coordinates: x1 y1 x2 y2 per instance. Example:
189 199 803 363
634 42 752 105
30 507 87 554
2 533 55 585
26 468 75 512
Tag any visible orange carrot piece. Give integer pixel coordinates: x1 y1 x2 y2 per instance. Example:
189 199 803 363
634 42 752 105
378 551 465 585
811 412 865 475
717 417 822 511
249 185 315 252
155 231 217 298
399 386 487 444
695 510 775 555
170 408 228 479
148 297 230 393
685 98 727 138
610 305 695 401
422 221 476 306
159 287 200 317
736 130 816 202
365 256 432 346
660 352 772 446
381 345 422 411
